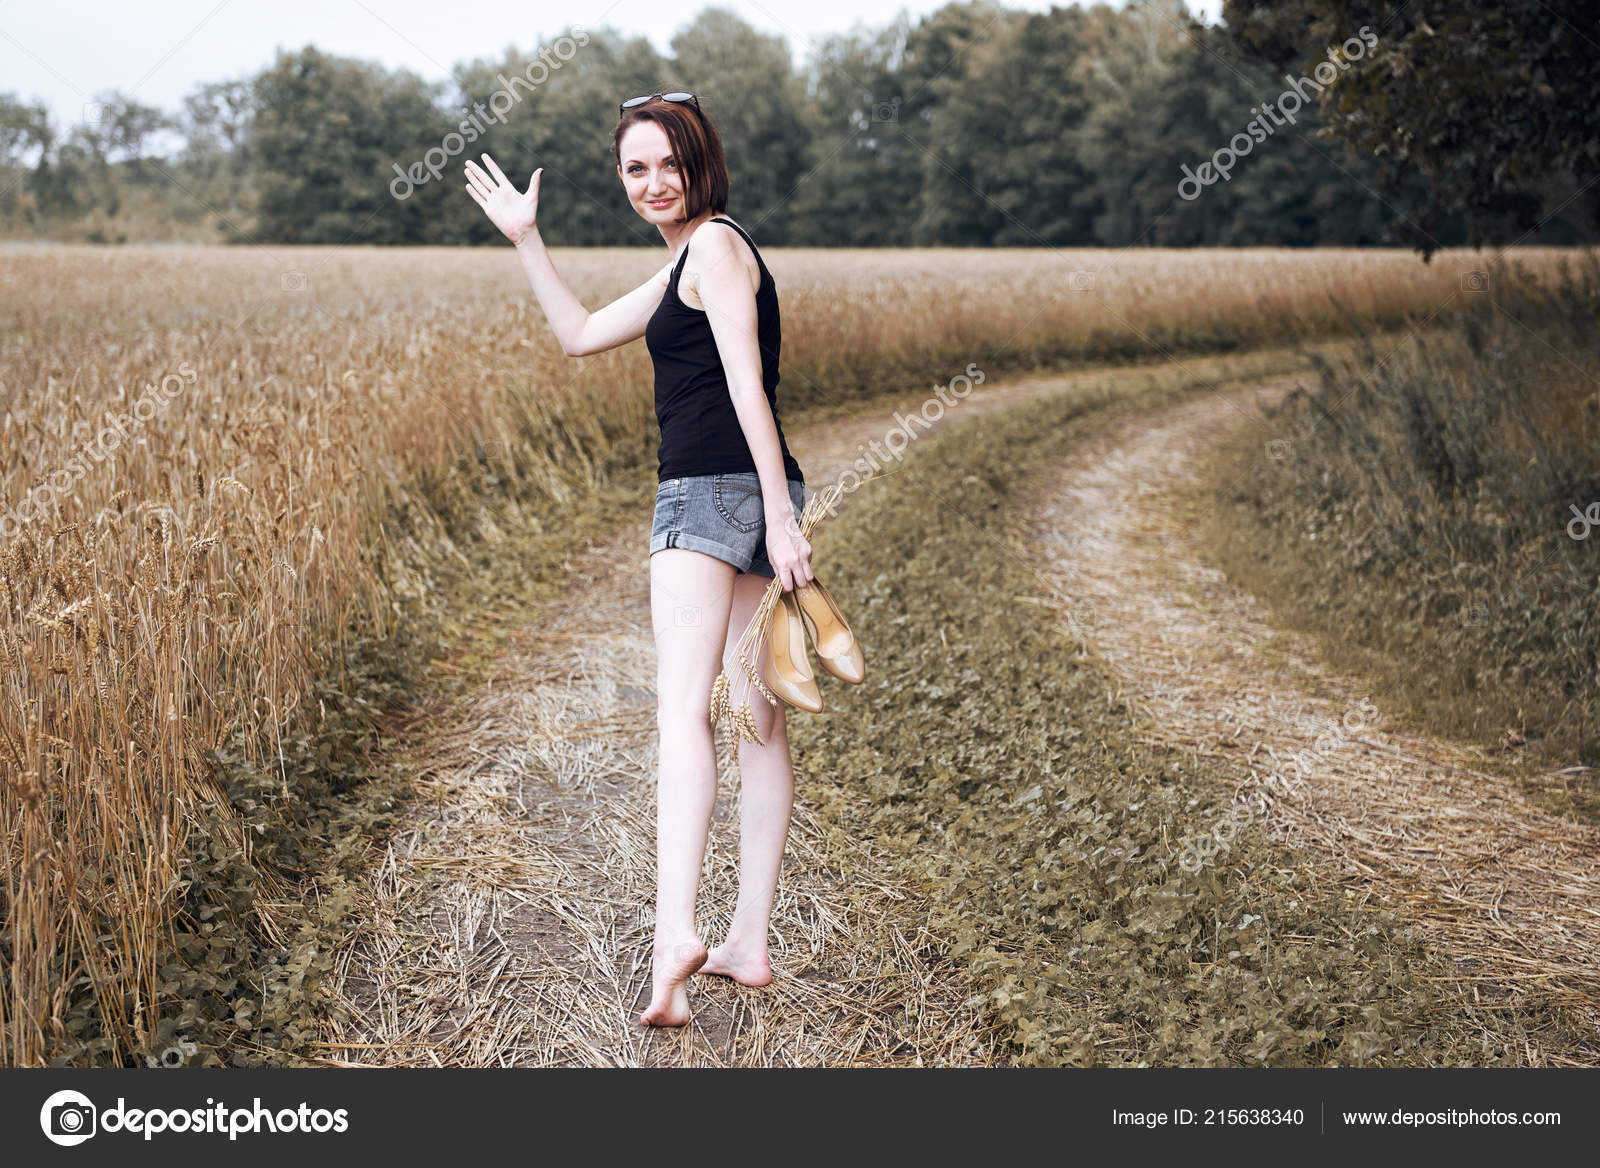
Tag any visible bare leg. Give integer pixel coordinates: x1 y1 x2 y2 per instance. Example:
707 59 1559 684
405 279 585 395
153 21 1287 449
639 548 736 1027
701 571 794 987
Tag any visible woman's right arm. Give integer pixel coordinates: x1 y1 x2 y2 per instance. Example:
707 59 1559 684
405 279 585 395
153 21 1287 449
515 231 671 357
465 153 668 358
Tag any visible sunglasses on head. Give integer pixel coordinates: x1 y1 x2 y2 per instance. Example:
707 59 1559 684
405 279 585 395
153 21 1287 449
620 91 700 117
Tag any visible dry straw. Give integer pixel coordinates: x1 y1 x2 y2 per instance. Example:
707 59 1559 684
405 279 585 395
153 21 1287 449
1 244 1573 1065
710 473 890 745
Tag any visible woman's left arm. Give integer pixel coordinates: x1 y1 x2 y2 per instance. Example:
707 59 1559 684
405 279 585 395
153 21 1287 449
694 229 813 588
694 228 812 592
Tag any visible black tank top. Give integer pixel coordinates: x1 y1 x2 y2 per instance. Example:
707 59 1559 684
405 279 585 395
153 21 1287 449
644 217 804 484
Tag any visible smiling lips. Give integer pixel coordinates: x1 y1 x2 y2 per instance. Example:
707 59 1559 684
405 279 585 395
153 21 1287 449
649 198 674 208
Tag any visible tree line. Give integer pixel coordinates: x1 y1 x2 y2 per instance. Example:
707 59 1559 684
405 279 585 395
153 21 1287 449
0 1 1592 254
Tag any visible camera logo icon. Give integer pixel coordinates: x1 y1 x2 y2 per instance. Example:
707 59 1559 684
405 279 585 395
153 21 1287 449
40 1089 97 1146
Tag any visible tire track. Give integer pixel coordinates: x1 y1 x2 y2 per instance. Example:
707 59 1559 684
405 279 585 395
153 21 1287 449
1029 384 1600 1064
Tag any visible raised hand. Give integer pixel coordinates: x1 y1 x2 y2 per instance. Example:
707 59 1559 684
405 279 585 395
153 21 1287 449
464 154 541 245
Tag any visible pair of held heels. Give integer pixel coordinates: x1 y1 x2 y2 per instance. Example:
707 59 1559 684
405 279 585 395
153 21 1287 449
762 578 864 713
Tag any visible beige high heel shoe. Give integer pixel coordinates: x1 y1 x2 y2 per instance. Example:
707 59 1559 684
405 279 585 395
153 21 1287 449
792 578 864 684
762 591 823 712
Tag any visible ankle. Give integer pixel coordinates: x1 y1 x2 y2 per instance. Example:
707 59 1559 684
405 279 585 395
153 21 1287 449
654 930 705 956
716 930 768 955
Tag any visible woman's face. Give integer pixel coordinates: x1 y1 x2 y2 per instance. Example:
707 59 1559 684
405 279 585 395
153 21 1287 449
617 121 685 222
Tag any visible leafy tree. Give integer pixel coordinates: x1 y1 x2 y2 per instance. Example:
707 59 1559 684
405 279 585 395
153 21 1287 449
1221 0 1600 256
670 8 813 243
250 47 448 244
0 93 52 168
1073 1 1222 245
0 93 51 229
99 93 170 165
451 27 670 247
4 1 1566 249
178 80 259 233
1075 6 1425 247
897 0 1027 245
787 15 917 245
183 80 256 160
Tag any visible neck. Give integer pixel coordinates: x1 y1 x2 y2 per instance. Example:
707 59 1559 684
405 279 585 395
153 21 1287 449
661 209 722 255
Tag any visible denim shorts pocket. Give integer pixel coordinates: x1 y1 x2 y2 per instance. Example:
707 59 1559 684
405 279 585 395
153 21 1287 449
652 479 681 532
712 473 764 533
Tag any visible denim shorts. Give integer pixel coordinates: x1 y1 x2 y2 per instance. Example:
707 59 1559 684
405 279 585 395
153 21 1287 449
650 472 807 577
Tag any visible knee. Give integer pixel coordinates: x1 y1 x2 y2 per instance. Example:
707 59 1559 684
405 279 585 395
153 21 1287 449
739 701 787 751
657 693 714 738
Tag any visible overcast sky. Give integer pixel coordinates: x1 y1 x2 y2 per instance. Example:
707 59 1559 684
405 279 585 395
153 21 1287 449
1 0 1224 135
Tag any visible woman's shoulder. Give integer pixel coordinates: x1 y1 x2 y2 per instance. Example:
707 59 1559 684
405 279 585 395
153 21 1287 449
706 217 771 282
693 215 756 253
680 218 766 306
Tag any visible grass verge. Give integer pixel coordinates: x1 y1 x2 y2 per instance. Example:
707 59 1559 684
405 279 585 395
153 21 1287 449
789 356 1593 1065
1199 253 1599 823
15 298 1551 1067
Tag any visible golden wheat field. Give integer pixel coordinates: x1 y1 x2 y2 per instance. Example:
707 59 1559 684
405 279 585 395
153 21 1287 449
0 242 1577 1064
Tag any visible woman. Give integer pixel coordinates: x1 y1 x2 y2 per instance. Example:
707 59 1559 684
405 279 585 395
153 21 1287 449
463 91 813 1028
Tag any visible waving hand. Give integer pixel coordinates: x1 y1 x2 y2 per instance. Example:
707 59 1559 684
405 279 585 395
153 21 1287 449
464 154 541 245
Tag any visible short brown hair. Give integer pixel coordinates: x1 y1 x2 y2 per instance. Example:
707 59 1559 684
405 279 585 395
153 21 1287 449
614 98 729 222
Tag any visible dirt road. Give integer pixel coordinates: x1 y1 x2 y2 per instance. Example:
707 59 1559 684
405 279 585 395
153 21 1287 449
311 357 1208 1066
1028 386 1600 1065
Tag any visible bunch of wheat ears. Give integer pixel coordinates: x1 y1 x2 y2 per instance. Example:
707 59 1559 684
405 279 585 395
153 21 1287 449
709 479 852 746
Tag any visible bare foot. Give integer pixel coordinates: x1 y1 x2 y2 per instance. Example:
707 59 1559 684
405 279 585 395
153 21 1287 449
639 935 708 1027
699 941 773 987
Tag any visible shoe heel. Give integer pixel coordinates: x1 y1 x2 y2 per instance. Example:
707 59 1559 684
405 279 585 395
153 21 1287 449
793 579 864 685
762 592 823 712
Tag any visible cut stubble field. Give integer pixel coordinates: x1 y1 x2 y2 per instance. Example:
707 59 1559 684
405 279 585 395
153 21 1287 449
0 243 1581 1066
